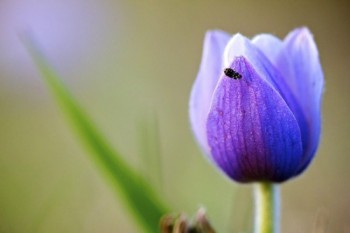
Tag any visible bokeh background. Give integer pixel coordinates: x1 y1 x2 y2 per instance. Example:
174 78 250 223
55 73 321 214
0 0 349 232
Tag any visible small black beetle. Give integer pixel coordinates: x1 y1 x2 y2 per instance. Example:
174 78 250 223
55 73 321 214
224 68 242 80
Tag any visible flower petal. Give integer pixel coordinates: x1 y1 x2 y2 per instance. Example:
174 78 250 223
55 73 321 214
252 33 283 63
206 57 303 182
252 34 309 157
276 27 324 173
224 33 312 178
190 30 231 154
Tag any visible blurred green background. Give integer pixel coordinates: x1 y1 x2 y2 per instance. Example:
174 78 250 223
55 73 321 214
0 0 349 232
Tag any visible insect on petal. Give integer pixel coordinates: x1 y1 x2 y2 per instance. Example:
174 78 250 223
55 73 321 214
206 57 303 182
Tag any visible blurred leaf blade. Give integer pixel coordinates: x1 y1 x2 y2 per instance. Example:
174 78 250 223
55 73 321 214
23 37 169 233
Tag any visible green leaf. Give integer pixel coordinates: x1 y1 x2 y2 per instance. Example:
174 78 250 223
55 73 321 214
23 36 169 233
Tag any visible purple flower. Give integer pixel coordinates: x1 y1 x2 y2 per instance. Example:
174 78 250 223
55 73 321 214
189 27 324 183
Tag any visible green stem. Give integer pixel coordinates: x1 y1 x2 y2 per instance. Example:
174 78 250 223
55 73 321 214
254 182 280 233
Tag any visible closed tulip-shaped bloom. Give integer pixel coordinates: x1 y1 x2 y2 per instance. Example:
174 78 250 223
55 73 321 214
190 27 324 183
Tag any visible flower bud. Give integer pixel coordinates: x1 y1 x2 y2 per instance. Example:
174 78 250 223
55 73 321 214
189 27 324 182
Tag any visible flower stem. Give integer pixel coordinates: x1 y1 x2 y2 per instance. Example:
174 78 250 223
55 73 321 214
254 182 280 233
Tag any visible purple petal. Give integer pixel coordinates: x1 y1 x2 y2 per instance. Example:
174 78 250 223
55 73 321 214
252 33 311 176
190 30 231 154
206 57 303 182
276 27 324 173
252 33 283 63
225 33 313 178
